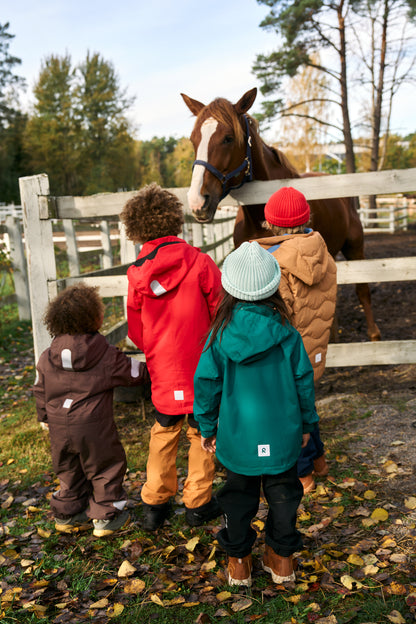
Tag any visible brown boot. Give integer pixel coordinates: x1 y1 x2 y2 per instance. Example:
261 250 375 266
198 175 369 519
299 473 315 494
313 454 329 476
262 544 295 583
227 554 252 587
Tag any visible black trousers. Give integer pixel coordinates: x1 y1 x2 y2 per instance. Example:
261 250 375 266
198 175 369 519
216 464 303 558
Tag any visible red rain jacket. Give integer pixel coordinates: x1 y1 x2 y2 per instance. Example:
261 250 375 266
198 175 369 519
126 236 221 415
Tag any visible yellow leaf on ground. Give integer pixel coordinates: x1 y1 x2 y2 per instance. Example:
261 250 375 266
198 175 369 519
363 564 379 575
1 495 13 509
387 610 406 624
107 603 124 617
298 510 311 522
185 536 200 552
201 559 217 572
117 559 136 578
371 508 389 522
347 554 364 566
90 598 109 609
231 598 253 612
364 490 376 499
6 459 14 465
150 594 165 606
404 496 416 510
253 519 264 531
340 575 363 590
386 582 407 595
383 460 399 473
362 518 377 528
37 527 51 538
216 590 232 602
124 578 146 594
165 596 186 606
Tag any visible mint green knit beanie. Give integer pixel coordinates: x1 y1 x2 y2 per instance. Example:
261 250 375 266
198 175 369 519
221 241 281 301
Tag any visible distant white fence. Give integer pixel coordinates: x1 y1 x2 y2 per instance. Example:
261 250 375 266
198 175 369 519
358 195 409 233
18 169 416 369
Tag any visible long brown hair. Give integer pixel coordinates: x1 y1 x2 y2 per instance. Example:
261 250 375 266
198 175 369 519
205 288 290 350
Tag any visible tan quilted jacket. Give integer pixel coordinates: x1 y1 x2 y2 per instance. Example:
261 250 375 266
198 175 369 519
256 231 337 381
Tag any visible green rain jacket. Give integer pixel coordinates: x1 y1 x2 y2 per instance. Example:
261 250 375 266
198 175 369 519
193 303 318 476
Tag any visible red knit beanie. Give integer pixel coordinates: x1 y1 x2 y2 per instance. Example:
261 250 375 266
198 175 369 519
264 187 310 227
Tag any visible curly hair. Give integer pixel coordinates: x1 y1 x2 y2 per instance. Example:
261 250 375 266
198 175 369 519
44 283 104 337
120 183 184 243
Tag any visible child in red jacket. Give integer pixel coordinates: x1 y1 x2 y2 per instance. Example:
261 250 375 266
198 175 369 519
121 183 222 530
33 284 148 537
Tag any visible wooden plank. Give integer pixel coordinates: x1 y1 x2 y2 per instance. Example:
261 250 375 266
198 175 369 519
19 174 56 362
226 168 416 206
5 215 31 320
62 218 80 276
326 340 416 366
336 257 416 284
59 275 128 298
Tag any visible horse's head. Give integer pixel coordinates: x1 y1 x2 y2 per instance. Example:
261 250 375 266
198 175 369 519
181 88 257 223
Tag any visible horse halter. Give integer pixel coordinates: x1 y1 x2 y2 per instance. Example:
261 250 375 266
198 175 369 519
192 115 253 201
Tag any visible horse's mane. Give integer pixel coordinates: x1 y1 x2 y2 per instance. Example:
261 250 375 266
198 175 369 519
269 145 300 178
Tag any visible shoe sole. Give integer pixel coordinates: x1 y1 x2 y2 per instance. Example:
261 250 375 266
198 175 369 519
93 516 131 538
228 572 252 587
262 562 295 584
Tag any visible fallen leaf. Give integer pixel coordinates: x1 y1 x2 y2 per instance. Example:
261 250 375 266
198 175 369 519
150 594 164 606
107 603 124 617
216 591 232 602
90 598 109 608
340 575 363 590
363 490 376 499
371 508 389 522
347 554 364 566
201 560 217 572
387 610 406 624
385 582 407 595
124 578 146 594
117 559 136 577
37 527 51 538
404 496 416 510
231 597 253 612
1 495 13 509
185 536 200 552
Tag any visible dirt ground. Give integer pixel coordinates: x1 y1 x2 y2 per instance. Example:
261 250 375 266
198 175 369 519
315 226 416 503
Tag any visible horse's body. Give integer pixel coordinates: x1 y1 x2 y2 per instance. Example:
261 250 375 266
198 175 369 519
181 88 381 341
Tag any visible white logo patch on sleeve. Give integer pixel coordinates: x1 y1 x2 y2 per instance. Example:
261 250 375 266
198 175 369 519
63 398 73 409
174 390 184 401
130 358 141 378
258 444 270 457
61 348 73 370
315 352 322 363
150 280 167 296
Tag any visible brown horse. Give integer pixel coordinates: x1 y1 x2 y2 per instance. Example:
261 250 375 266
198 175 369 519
181 87 381 341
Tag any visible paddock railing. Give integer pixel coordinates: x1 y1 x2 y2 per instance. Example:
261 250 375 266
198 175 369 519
18 169 416 367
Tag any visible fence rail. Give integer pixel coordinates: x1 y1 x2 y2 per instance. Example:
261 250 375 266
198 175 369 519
15 168 416 367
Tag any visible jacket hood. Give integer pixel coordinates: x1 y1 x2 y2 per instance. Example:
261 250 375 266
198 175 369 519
218 303 293 364
256 231 329 286
127 236 200 297
48 333 108 372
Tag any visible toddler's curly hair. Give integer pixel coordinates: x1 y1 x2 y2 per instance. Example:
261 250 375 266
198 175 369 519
44 283 104 337
120 182 184 243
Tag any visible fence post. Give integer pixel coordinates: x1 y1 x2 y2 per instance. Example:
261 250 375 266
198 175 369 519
19 174 57 363
5 215 31 320
62 218 81 276
100 220 113 269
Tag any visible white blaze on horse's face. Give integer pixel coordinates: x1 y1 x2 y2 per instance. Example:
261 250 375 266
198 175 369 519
187 117 218 213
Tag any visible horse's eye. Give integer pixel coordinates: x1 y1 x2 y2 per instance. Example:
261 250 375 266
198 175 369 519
223 135 234 145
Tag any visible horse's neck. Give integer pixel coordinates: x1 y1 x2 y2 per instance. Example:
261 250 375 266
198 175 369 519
251 131 299 181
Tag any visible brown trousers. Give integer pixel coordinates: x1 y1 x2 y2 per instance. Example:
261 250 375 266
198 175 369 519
140 418 215 509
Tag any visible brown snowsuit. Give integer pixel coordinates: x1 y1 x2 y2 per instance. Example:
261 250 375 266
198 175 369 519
33 333 147 520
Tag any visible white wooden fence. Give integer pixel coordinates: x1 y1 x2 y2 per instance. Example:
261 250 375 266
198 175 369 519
18 169 416 367
358 195 409 233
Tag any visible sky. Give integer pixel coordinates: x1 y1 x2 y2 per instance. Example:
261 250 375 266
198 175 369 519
3 0 416 143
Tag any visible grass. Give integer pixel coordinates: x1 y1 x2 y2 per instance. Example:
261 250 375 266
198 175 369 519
0 301 415 623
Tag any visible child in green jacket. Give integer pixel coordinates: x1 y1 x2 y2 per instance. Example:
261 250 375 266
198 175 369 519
193 241 317 587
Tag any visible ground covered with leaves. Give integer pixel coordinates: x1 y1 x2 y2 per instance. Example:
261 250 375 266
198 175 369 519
0 230 415 623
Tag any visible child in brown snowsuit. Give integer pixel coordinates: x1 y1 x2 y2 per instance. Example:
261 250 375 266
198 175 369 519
33 283 148 537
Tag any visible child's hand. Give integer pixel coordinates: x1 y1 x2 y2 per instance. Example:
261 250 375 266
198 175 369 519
301 433 310 448
40 422 49 431
201 435 216 453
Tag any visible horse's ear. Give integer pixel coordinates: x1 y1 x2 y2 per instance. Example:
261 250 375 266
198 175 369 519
234 88 257 115
181 93 205 116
